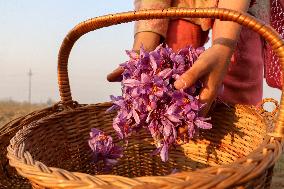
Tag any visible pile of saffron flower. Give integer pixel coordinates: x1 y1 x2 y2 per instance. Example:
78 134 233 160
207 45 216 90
88 128 123 172
89 44 212 166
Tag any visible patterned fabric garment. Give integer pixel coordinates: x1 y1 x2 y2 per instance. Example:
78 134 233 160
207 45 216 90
134 0 283 105
134 0 218 38
134 0 268 37
264 0 284 89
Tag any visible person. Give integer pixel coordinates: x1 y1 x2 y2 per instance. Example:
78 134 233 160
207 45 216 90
107 0 283 116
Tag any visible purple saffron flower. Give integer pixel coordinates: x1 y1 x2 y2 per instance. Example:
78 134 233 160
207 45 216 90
123 79 140 87
194 117 212 129
160 142 169 162
88 128 123 171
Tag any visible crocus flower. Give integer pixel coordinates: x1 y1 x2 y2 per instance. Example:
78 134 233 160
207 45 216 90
107 44 212 162
88 128 123 171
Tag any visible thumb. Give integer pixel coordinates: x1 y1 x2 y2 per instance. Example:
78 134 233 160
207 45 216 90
174 59 208 90
107 67 124 82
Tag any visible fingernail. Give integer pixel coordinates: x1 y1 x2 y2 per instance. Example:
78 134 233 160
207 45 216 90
174 78 187 89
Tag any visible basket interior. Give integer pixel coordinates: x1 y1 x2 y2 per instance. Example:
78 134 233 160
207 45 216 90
23 102 267 177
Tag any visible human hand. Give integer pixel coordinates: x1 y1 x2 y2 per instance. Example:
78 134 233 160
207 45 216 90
174 44 234 116
107 32 161 82
107 66 124 82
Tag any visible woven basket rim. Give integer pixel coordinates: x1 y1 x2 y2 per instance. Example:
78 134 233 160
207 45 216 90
6 102 283 188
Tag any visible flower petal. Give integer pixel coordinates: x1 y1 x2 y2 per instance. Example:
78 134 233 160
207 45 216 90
132 109 140 124
160 143 169 162
194 118 212 129
123 79 140 87
167 104 178 115
158 68 172 79
141 73 151 84
166 114 181 123
163 124 172 137
190 100 200 111
126 50 139 59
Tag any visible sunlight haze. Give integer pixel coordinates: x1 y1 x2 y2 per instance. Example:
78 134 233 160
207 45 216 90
0 0 281 104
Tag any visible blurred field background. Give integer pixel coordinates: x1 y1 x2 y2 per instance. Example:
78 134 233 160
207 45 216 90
0 100 283 188
1 0 283 188
0 100 48 126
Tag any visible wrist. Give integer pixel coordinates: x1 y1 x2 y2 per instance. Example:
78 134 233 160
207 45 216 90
212 37 237 49
133 32 162 52
212 38 236 59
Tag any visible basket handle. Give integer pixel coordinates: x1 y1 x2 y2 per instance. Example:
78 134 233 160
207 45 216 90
57 8 284 137
259 98 279 117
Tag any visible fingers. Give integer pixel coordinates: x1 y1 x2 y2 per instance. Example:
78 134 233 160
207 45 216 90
174 69 197 90
107 67 124 82
198 80 224 117
198 86 215 117
173 59 215 116
174 58 210 90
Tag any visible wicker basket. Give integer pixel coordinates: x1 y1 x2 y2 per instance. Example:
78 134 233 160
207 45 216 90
0 106 60 188
7 8 284 189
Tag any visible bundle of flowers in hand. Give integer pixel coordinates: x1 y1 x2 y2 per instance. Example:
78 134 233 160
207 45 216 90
89 44 212 167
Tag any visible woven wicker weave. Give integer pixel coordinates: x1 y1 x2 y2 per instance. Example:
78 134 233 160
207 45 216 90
6 8 284 189
0 106 60 188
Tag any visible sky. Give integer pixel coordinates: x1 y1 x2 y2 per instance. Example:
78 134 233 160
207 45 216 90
0 0 281 105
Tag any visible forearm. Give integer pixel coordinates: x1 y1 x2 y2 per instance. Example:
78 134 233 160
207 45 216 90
213 0 251 55
133 32 162 52
133 0 171 52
